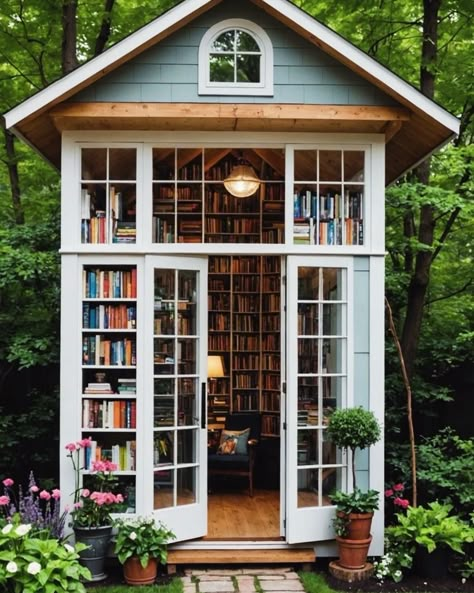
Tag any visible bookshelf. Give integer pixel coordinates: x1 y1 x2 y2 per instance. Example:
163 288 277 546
152 148 284 244
293 149 365 246
81 264 138 512
207 255 281 436
81 148 137 245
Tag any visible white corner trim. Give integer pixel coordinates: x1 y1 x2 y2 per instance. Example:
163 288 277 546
198 18 274 96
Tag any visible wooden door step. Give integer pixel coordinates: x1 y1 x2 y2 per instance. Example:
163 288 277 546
167 547 315 567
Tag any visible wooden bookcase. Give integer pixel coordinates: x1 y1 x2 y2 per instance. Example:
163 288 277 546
152 148 284 244
208 255 281 437
81 264 138 511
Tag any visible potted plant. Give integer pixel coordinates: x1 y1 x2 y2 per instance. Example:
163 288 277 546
65 439 125 581
385 501 474 579
114 516 175 585
326 407 382 570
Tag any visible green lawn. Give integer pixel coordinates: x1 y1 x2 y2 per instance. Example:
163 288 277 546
89 578 183 593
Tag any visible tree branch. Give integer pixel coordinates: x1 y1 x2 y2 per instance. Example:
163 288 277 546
425 279 473 305
385 297 417 507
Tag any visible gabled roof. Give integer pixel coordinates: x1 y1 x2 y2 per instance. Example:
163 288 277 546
3 0 459 183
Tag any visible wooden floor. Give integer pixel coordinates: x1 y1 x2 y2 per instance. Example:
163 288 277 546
206 489 280 540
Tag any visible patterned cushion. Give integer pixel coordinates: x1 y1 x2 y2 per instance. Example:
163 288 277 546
217 428 250 455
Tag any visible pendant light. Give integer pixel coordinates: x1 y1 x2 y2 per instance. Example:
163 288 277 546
223 157 260 198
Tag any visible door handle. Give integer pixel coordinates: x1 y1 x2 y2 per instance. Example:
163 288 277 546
201 382 206 429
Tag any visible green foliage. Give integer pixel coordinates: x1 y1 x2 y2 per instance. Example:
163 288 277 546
114 517 175 568
0 517 91 592
327 407 381 453
417 428 474 518
387 502 474 555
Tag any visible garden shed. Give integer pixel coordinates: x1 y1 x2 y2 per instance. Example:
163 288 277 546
3 0 459 566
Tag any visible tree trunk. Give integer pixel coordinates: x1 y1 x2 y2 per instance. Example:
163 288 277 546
400 0 441 379
94 0 116 57
62 0 79 75
3 129 24 225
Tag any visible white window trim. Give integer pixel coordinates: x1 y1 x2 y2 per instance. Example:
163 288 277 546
198 18 274 96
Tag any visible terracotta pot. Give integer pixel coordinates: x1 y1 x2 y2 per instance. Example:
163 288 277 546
123 556 158 586
336 535 372 569
337 511 373 540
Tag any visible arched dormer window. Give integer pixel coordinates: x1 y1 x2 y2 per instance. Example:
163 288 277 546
199 19 273 96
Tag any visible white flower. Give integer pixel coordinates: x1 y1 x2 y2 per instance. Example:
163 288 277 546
64 543 75 553
129 531 137 540
27 562 41 575
15 524 32 536
6 561 18 574
1 524 13 534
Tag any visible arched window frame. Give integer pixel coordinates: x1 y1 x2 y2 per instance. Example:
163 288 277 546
198 19 274 96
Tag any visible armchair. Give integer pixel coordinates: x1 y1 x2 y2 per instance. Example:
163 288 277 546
208 413 261 497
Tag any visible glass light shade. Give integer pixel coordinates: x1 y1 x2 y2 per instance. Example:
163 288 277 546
207 355 225 378
223 164 260 197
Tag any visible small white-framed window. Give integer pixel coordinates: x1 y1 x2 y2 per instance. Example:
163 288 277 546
198 19 273 96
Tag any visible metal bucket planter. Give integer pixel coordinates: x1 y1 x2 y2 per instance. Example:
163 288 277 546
73 525 113 582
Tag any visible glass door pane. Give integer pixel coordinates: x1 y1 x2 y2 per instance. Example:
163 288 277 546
287 257 350 543
147 257 207 542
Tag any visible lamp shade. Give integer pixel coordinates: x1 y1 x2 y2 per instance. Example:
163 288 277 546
223 164 260 198
207 355 225 378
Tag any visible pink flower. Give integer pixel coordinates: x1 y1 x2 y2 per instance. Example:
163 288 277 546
0 495 10 505
394 497 409 508
39 490 51 501
79 438 92 448
65 442 78 452
51 489 61 500
73 502 82 509
115 493 124 503
104 461 117 472
384 489 394 498
393 483 404 491
2 478 14 487
81 489 90 498
91 461 106 472
30 485 39 493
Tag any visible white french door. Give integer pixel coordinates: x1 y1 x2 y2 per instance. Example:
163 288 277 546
144 256 208 542
286 256 352 543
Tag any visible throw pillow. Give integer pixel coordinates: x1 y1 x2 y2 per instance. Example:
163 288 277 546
217 436 237 455
219 428 250 455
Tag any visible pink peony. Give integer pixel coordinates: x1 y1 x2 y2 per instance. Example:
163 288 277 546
2 478 14 487
79 438 92 448
39 490 51 501
65 442 78 452
384 489 394 498
30 485 39 493
115 493 124 503
394 497 409 508
0 495 10 505
51 489 61 500
81 488 90 498
393 483 404 491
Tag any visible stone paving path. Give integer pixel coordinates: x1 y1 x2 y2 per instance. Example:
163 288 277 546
180 567 305 593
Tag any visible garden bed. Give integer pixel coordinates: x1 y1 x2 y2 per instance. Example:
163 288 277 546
326 573 472 592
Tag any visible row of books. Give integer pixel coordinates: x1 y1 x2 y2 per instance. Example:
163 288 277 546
84 439 136 471
293 218 364 246
82 336 136 366
83 303 136 330
83 268 137 299
113 221 136 244
81 213 107 244
82 399 137 429
293 190 363 220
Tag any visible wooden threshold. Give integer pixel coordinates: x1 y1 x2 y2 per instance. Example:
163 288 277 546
167 547 316 565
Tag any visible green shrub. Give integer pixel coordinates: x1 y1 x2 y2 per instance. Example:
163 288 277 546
0 517 90 592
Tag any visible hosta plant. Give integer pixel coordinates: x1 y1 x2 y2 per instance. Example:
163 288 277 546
0 517 91 593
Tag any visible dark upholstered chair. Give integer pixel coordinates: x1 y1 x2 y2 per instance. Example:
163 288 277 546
208 413 261 497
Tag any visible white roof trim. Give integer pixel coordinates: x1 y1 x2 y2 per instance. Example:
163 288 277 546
4 0 459 136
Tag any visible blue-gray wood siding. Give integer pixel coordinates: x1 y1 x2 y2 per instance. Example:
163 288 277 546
72 0 397 106
354 257 371 491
